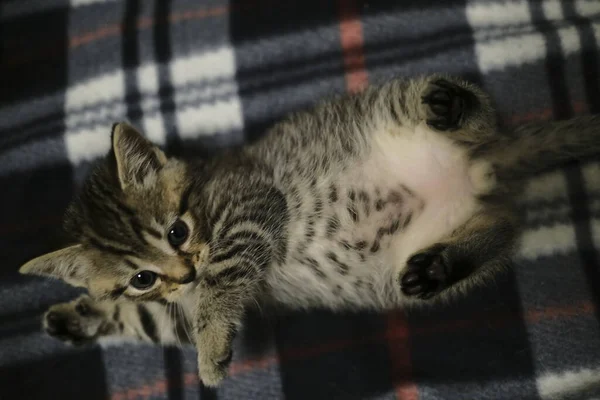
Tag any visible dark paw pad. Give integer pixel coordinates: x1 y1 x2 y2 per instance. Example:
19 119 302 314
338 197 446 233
422 79 475 131
44 311 94 345
400 248 449 299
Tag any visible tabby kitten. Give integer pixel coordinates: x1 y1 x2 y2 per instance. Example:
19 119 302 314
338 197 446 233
20 75 600 386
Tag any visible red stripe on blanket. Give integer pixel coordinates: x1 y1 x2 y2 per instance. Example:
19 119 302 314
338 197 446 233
338 4 412 397
4 3 234 68
337 0 368 93
110 300 594 399
508 101 586 125
70 6 230 49
386 311 419 400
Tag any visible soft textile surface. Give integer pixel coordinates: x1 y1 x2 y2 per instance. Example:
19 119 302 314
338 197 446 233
1 0 600 399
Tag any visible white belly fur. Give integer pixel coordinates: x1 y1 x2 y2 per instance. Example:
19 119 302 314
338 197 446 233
268 123 489 310
371 123 484 268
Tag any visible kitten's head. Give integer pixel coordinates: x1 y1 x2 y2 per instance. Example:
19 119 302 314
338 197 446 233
20 123 209 302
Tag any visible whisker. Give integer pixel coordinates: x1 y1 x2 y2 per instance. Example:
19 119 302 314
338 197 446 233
157 301 168 343
178 303 192 345
169 303 178 346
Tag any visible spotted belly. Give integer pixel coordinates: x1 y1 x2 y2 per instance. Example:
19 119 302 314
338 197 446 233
268 124 485 310
267 182 425 310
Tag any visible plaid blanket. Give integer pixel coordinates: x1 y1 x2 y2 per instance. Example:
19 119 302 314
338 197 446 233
1 0 600 399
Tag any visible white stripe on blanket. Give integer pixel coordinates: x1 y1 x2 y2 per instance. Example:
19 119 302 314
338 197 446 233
467 0 599 27
70 0 118 6
467 0 600 72
537 367 600 399
516 163 600 260
137 63 166 145
64 47 242 163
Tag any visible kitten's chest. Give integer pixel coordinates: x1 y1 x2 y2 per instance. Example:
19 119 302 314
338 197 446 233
269 124 491 309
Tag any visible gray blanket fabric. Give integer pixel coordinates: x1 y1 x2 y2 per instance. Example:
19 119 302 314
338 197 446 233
1 0 600 399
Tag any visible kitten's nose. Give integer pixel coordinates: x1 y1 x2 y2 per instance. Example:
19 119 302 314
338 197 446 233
181 270 196 284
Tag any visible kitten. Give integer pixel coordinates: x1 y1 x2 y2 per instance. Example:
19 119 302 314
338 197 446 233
20 75 600 386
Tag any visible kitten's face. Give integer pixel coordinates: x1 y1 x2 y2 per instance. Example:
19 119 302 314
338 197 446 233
20 123 210 303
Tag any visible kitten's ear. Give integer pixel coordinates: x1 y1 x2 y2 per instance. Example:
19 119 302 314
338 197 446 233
19 245 89 288
110 122 167 190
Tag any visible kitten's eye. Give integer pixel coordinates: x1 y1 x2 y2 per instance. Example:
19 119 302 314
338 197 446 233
167 220 189 247
130 271 158 290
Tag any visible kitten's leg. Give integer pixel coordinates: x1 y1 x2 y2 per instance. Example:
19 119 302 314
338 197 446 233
400 205 519 299
192 290 242 387
43 295 192 345
190 183 287 386
192 242 273 386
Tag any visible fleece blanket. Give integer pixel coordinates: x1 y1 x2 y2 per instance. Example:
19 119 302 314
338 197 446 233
1 0 600 399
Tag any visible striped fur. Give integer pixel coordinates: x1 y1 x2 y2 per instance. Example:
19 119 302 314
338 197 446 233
20 75 600 386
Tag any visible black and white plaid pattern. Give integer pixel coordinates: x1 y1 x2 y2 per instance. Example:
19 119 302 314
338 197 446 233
1 0 600 399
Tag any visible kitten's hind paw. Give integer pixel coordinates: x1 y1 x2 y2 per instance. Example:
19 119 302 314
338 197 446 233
400 245 450 299
422 79 476 131
43 295 114 345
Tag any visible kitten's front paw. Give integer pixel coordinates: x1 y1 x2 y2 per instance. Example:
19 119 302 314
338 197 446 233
400 245 450 299
197 348 233 387
422 79 476 131
43 295 113 345
196 328 235 387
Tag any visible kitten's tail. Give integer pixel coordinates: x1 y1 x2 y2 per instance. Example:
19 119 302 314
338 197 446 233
486 115 600 181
